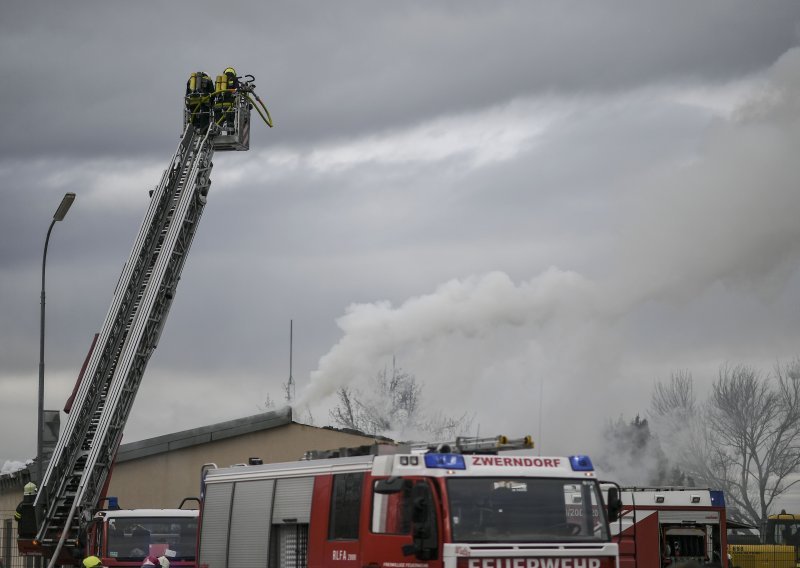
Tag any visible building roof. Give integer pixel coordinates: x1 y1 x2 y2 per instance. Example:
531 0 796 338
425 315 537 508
116 406 295 463
2 406 385 496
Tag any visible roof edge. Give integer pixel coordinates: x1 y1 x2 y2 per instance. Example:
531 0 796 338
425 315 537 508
117 406 293 463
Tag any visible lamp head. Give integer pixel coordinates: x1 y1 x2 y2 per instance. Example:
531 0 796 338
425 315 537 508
53 192 75 221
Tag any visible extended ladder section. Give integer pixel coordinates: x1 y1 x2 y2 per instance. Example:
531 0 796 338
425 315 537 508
35 124 216 563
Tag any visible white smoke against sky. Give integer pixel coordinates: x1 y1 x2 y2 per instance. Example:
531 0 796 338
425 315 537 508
295 268 600 408
297 48 800 450
1 460 28 475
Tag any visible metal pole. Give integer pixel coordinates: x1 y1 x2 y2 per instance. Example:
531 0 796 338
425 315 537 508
37 219 56 486
37 192 75 486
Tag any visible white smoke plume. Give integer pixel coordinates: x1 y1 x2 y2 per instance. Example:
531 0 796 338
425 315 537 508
1 460 28 475
296 268 599 408
297 48 800 452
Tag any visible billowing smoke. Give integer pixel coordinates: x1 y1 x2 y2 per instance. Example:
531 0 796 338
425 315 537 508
295 268 599 408
297 48 800 452
1 459 28 475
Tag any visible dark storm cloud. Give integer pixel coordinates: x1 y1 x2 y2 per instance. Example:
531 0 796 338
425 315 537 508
0 1 798 158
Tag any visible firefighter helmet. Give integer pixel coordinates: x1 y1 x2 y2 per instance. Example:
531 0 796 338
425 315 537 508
224 67 236 76
23 482 37 496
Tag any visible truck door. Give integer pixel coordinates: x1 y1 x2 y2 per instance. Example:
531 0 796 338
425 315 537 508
322 472 365 568
362 477 443 568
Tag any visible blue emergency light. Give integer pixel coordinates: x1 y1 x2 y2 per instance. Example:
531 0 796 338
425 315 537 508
424 453 466 470
710 490 725 507
568 455 594 471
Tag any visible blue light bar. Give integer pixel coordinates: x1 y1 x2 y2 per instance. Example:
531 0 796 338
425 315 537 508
424 453 466 470
710 490 725 507
569 455 594 471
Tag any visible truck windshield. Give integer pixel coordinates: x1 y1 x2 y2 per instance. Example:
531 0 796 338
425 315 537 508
770 520 800 546
106 516 197 562
447 478 609 543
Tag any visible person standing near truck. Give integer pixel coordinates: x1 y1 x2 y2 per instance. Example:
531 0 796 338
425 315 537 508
14 482 37 538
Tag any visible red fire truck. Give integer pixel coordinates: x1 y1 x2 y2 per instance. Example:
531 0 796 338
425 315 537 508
605 486 727 568
196 436 620 568
85 508 199 568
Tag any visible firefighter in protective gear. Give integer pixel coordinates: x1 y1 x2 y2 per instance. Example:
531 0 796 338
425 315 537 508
213 67 240 131
185 71 215 130
14 482 38 538
223 67 239 89
83 556 104 568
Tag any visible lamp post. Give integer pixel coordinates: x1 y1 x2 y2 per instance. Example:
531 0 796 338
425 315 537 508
37 192 75 486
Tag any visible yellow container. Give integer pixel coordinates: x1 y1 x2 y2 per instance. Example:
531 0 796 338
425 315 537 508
728 544 795 568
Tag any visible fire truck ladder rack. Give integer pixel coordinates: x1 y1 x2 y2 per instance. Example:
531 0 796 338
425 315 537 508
301 434 534 461
410 434 534 454
35 124 216 567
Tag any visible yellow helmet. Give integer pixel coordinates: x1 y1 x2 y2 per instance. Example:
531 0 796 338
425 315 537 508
83 556 103 568
224 67 236 76
23 482 37 496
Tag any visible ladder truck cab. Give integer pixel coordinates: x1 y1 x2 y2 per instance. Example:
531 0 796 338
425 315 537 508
18 69 271 568
604 486 727 568
197 436 620 568
86 507 199 568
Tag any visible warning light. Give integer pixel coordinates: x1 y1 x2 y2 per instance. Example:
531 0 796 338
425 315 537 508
568 455 594 471
425 453 466 470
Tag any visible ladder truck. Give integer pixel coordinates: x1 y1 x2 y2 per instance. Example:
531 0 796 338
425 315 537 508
18 69 272 568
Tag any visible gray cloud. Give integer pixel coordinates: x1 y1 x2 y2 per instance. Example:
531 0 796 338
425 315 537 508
1 1 798 158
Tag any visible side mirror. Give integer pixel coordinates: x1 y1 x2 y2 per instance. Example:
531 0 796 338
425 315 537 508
606 487 622 523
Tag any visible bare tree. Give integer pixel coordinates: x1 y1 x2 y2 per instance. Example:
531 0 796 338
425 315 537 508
421 410 476 441
329 359 473 439
651 361 800 528
651 369 695 417
261 393 276 410
702 362 800 526
649 370 702 476
330 386 361 430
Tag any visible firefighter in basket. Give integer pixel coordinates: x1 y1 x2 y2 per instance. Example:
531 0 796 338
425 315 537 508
185 71 215 130
213 67 239 131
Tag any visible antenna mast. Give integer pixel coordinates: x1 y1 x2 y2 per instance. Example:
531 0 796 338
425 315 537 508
286 319 295 402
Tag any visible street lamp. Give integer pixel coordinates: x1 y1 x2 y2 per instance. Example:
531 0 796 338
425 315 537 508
37 192 75 485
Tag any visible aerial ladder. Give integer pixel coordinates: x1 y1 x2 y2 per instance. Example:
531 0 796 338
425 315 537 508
21 70 272 568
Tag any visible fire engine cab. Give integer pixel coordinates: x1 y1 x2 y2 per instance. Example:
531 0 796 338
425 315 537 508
86 508 199 568
197 436 620 568
605 486 727 568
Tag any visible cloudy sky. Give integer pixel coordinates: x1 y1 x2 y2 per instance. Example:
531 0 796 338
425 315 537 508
2 0 800 507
